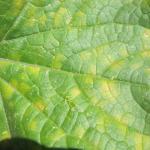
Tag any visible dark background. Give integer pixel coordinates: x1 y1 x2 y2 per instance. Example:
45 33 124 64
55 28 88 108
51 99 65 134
0 138 80 150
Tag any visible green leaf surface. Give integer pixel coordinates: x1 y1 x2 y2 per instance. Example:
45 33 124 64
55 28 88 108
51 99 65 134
0 0 150 149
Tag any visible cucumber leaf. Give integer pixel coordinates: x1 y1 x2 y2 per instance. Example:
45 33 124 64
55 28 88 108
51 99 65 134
0 0 150 149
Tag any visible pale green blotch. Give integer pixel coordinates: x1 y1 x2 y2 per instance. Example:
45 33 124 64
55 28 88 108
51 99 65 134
25 6 37 28
71 11 87 26
54 7 71 27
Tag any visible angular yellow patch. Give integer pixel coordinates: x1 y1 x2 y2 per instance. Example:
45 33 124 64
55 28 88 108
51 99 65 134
10 53 21 61
27 66 40 76
80 52 91 60
108 82 120 99
1 131 11 139
141 51 150 57
100 80 110 97
52 54 66 69
54 7 71 27
89 64 96 75
50 129 65 142
74 127 85 138
39 15 47 25
70 87 81 98
143 135 150 150
75 11 86 26
10 79 18 87
14 0 23 8
144 29 150 38
135 133 142 150
91 97 99 105
28 120 37 130
20 82 31 94
131 62 143 70
35 101 46 111
84 76 93 84
1 83 14 100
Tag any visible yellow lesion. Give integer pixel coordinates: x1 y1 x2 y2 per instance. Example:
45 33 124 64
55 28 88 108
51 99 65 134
96 120 105 132
100 80 110 96
91 97 99 105
141 50 150 57
73 11 86 26
39 15 47 25
80 52 91 60
35 100 46 111
135 133 142 150
84 76 93 84
111 61 124 70
26 18 37 27
121 113 135 125
108 82 120 99
20 82 31 94
89 64 96 75
11 0 25 16
19 73 28 81
144 68 150 75
14 0 24 8
11 78 31 94
10 79 18 87
0 61 11 69
26 66 40 76
70 87 81 98
10 53 21 61
25 8 37 27
144 29 150 38
28 120 37 130
1 131 11 139
142 135 150 150
119 124 126 138
97 99 112 110
130 62 143 70
49 129 65 142
73 126 85 138
2 84 14 100
99 80 119 104
51 54 66 69
54 7 71 27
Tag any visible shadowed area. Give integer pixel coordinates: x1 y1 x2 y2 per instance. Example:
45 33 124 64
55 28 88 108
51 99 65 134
0 138 80 150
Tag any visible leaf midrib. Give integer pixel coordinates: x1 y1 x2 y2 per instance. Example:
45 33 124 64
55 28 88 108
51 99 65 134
0 57 149 88
0 22 145 43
